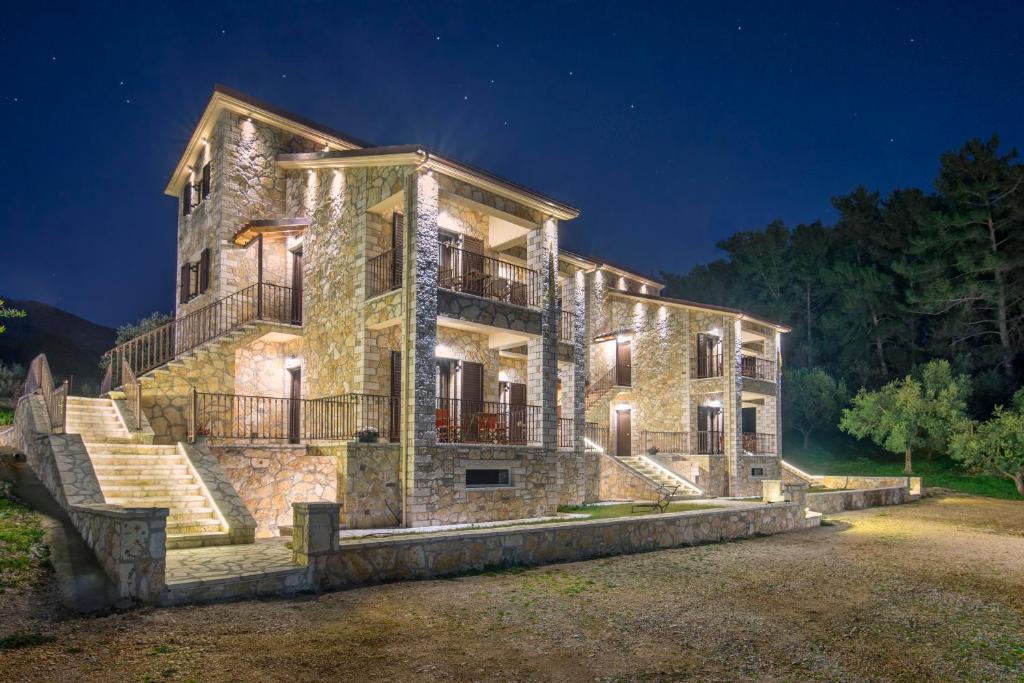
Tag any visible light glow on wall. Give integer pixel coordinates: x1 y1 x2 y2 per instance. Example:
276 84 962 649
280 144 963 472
614 403 631 412
703 398 723 409
435 343 454 358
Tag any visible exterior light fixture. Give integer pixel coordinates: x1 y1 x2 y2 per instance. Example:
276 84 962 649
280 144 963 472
614 403 630 412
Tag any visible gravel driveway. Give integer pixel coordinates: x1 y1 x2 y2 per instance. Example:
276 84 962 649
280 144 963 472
2 492 1022 682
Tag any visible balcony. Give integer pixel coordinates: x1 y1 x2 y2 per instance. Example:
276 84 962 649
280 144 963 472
557 417 575 448
640 430 687 454
740 355 777 382
366 249 401 299
694 430 724 455
436 397 541 445
438 244 542 308
559 310 575 342
742 432 776 454
695 352 724 379
583 422 609 451
188 391 396 444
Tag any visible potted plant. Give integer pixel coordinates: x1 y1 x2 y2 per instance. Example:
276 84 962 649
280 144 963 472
355 427 379 443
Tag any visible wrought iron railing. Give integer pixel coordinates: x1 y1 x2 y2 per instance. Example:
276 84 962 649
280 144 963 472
583 422 609 451
366 249 400 299
102 282 301 392
694 430 724 455
188 390 396 443
696 352 724 379
740 355 777 381
742 432 777 454
24 354 68 432
557 417 575 448
435 397 540 445
585 367 616 410
122 359 141 425
559 310 575 342
438 244 542 308
641 430 687 454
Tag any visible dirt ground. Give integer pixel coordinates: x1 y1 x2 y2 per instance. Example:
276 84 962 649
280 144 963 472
2 493 1023 683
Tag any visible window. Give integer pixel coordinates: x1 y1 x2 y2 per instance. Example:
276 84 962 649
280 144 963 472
466 469 511 488
201 162 211 200
751 467 765 477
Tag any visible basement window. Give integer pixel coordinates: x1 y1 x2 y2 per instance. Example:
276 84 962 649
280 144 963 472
466 469 511 488
751 467 765 477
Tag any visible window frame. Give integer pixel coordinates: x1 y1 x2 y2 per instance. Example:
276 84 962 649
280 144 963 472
465 468 511 488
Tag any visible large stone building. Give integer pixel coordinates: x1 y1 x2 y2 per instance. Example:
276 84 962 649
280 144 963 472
93 86 789 544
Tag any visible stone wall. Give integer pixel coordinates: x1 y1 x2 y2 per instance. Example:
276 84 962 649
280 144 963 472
314 442 403 528
407 444 563 526
12 396 167 603
652 453 727 496
210 443 336 537
293 499 815 593
598 451 662 501
819 475 922 496
807 486 911 514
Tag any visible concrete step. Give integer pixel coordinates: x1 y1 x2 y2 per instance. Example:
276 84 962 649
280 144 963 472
90 465 191 476
99 483 203 495
167 511 220 524
166 519 224 535
166 532 233 551
96 474 196 484
105 495 209 506
87 444 180 454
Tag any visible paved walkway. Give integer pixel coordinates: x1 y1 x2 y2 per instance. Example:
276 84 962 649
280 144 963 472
165 538 297 587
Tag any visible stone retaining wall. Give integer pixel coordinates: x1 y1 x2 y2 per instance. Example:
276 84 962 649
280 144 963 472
598 451 662 500
11 395 167 602
807 485 911 514
292 499 817 592
819 475 922 496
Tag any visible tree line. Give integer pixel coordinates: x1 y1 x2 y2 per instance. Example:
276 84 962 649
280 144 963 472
662 136 1023 417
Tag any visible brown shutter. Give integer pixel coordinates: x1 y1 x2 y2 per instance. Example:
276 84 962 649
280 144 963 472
201 162 211 200
509 382 526 406
461 236 485 296
182 183 192 216
389 350 402 442
391 213 404 288
198 248 210 294
460 361 484 441
179 263 191 303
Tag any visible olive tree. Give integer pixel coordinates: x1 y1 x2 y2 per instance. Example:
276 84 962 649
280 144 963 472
951 390 1024 496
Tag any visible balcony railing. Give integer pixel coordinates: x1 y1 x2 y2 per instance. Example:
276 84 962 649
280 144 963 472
435 397 540 445
559 310 576 342
102 282 301 392
740 355 777 381
695 352 724 379
366 249 401 299
583 421 609 451
742 432 777 454
557 417 575 448
438 244 542 308
693 430 724 455
640 430 687 454
188 391 396 443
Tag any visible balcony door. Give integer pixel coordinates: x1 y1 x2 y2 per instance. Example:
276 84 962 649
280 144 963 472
288 367 301 444
696 333 722 378
389 350 401 443
615 338 632 386
697 405 723 454
290 248 303 324
500 381 527 445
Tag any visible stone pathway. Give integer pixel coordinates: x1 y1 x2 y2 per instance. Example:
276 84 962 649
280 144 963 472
165 538 297 587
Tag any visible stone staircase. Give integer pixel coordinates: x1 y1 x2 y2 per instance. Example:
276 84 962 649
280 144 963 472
64 396 229 549
135 325 252 390
616 454 704 498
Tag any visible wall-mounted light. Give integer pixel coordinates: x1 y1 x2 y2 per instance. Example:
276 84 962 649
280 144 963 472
285 355 301 369
614 403 631 412
616 334 633 344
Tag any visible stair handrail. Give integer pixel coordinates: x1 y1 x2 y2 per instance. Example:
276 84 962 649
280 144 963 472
23 353 68 433
102 281 301 391
122 358 141 424
585 366 616 409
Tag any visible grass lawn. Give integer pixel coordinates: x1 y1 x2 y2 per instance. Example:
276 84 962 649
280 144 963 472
557 502 722 519
783 431 1021 500
0 481 48 591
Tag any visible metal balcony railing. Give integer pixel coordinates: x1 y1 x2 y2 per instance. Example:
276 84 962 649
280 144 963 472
438 244 542 308
435 397 541 445
640 430 688 454
742 432 777 454
740 355 777 381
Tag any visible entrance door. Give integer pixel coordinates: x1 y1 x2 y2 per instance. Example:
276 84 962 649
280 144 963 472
290 249 303 324
741 406 757 433
389 351 401 443
616 408 632 457
615 339 632 386
288 367 302 444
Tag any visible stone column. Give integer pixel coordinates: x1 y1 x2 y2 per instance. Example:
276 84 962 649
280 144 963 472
527 217 559 451
774 330 784 457
291 502 341 590
724 318 743 496
399 170 439 526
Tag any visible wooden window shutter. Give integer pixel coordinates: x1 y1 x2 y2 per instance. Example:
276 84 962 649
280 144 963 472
179 263 191 303
462 235 484 254
201 162 211 200
391 213 404 288
510 382 527 406
389 350 402 443
460 361 484 405
182 183 192 216
198 248 210 294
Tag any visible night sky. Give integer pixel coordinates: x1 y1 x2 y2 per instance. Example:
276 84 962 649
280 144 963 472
2 1 1022 328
